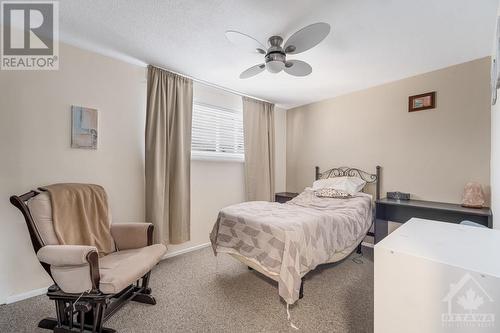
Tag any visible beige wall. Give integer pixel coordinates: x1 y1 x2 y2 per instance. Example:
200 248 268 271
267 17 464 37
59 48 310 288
287 57 491 204
0 44 286 304
0 46 289 302
167 159 246 255
0 43 147 303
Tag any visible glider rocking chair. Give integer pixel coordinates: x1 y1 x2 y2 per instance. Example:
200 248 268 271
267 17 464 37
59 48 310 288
10 189 166 333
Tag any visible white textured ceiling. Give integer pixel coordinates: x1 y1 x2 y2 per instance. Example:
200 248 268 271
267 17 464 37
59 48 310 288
59 0 498 108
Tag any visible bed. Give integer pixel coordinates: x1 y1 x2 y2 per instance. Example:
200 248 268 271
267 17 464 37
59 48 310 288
210 165 381 305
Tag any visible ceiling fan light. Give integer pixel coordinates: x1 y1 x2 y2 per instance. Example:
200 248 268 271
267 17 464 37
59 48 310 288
266 60 285 73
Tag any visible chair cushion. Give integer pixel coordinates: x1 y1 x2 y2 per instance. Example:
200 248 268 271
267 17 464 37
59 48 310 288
98 244 166 294
27 192 59 245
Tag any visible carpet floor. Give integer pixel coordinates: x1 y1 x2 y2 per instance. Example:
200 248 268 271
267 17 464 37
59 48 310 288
0 246 374 333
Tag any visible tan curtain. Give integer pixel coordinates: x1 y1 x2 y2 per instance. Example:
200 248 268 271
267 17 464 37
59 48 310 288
145 66 192 244
242 97 275 201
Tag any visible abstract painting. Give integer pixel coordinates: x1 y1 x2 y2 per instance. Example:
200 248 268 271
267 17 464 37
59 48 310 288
71 106 98 149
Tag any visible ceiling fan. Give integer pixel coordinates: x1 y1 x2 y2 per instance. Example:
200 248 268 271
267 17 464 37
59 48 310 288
225 22 330 79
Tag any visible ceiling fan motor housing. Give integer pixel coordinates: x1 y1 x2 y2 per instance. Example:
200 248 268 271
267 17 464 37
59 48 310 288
265 36 286 73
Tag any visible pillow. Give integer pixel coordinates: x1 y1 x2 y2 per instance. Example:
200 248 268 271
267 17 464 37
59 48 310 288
312 177 366 195
314 188 351 198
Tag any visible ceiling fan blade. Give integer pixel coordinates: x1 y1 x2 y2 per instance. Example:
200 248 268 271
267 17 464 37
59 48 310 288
284 22 330 54
284 60 312 77
240 64 265 79
225 30 266 54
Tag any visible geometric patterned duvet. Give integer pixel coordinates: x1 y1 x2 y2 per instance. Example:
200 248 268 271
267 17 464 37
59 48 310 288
210 188 373 304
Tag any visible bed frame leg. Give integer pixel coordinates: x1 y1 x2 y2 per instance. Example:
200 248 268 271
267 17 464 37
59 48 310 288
356 243 362 254
299 278 304 299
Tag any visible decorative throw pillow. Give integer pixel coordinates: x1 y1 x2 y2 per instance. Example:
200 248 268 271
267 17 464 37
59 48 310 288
314 188 351 198
312 176 366 195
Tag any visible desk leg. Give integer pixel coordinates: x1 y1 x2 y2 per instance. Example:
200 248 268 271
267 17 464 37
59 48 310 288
374 218 388 244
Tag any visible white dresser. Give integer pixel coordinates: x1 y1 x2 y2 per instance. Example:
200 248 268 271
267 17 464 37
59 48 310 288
374 218 500 333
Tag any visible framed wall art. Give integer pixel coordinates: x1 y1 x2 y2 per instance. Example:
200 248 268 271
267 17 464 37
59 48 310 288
71 105 98 149
409 92 436 112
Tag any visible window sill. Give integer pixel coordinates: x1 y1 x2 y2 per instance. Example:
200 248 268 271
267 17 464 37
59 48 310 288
191 152 244 163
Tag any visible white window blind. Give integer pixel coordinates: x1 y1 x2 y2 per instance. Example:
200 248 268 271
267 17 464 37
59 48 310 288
191 102 244 161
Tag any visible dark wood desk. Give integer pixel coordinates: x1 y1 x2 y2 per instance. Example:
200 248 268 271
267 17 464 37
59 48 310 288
375 198 492 243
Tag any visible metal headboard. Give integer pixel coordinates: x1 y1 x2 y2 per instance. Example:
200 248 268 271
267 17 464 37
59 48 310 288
315 165 381 200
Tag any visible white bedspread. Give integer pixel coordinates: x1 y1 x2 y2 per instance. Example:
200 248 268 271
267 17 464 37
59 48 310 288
210 188 373 304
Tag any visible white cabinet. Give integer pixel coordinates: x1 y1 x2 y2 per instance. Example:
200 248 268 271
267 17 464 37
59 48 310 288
374 218 500 333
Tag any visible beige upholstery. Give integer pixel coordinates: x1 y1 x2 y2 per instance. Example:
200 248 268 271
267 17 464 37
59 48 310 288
111 223 152 251
37 245 97 266
99 244 166 294
27 192 59 245
36 245 96 293
52 265 93 294
38 244 166 294
31 192 167 295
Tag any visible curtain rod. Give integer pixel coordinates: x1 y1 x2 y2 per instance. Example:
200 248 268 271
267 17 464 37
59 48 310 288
151 64 274 104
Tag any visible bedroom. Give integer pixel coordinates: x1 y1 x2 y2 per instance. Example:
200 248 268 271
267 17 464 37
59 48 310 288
0 0 499 332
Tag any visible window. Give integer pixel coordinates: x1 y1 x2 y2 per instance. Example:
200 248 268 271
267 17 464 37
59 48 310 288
191 102 244 161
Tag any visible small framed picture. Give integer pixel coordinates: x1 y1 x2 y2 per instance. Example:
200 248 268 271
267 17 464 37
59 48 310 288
409 92 436 112
71 106 98 149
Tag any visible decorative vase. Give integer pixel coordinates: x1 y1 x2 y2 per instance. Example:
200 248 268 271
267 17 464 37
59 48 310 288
461 182 485 208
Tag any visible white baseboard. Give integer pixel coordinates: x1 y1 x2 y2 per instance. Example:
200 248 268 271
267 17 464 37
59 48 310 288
162 242 211 260
5 286 48 304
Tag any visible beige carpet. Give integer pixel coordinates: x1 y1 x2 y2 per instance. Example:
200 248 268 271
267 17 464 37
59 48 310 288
0 246 374 332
